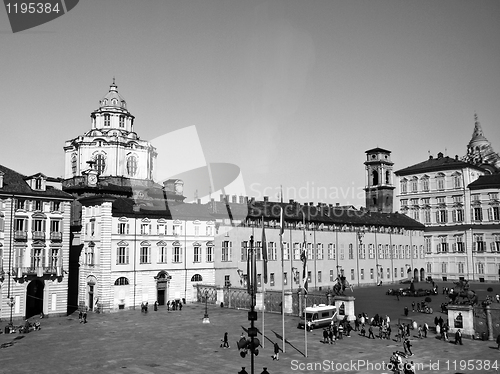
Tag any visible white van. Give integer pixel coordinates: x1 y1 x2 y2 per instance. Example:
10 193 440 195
297 304 337 330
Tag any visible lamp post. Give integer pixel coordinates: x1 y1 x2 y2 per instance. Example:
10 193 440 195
356 229 365 287
236 235 260 374
203 289 210 324
8 296 15 327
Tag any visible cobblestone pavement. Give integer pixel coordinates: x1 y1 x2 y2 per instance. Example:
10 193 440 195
0 281 499 374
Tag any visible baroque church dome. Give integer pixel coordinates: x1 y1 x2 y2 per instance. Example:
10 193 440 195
99 79 127 109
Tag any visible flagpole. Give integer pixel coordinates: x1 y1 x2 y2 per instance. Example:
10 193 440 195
280 209 285 353
262 269 265 349
303 211 308 358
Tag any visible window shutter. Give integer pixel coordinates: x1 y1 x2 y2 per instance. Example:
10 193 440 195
488 208 493 221
229 241 232 261
490 242 496 252
436 211 439 223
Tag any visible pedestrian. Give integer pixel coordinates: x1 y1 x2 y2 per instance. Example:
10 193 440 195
496 294 500 303
454 329 462 345
166 300 170 311
416 302 420 312
272 342 280 361
307 320 312 332
387 324 392 340
346 322 352 337
403 337 413 356
423 323 428 338
329 328 334 344
396 291 400 301
496 334 500 349
323 329 329 344
338 323 344 339
411 302 415 312
368 325 375 339
83 308 87 324
221 332 230 348
154 301 158 311
78 309 83 323
360 324 366 337
417 325 422 339
404 306 409 317
179 302 183 311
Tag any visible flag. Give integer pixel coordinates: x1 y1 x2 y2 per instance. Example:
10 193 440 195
279 206 285 236
301 227 308 294
262 221 268 284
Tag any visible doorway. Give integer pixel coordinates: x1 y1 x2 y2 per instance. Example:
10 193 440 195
26 280 44 318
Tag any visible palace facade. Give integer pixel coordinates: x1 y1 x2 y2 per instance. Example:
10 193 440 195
395 115 500 282
0 166 73 321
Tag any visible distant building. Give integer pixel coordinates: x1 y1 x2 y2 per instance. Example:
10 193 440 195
0 165 72 321
395 116 500 282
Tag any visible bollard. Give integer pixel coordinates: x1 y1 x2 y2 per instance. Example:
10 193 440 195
261 368 270 374
238 367 248 374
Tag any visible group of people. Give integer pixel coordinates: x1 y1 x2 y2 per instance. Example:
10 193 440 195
320 319 352 344
166 299 183 311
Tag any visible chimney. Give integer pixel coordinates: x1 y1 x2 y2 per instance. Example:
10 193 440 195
455 155 459 160
336 203 340 207
437 152 443 159
429 155 433 159
263 196 269 202
197 198 201 204
289 199 294 204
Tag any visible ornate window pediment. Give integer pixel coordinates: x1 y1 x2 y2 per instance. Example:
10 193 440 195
141 218 151 223
118 216 129 222
172 241 181 246
117 240 129 246
156 240 167 246
140 241 150 246
206 241 214 246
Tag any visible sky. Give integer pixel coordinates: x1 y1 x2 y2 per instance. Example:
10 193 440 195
1 0 500 207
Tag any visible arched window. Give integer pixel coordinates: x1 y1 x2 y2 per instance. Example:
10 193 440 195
127 155 138 176
95 154 106 174
372 170 379 186
114 277 130 285
119 115 125 127
104 114 110 126
191 274 203 282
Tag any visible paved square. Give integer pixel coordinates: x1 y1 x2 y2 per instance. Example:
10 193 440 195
1 281 499 374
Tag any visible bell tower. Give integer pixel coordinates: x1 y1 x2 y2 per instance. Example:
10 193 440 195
364 147 395 213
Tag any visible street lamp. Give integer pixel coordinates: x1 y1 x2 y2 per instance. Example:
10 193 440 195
236 235 260 374
8 296 15 327
203 290 210 324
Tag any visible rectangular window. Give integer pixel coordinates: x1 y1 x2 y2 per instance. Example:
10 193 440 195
474 235 485 252
16 199 26 210
270 273 275 286
269 242 277 261
340 244 344 260
294 243 301 260
316 243 323 260
457 262 464 274
173 225 181 236
140 246 150 264
348 244 354 259
359 244 366 259
387 268 390 279
118 222 129 234
424 237 432 254
318 271 322 283
194 225 199 236
437 209 448 223
490 206 500 221
441 262 447 274
119 115 124 127
193 246 201 263
370 268 374 279
328 243 335 260
34 200 43 211
117 246 128 264
360 269 364 280
473 207 483 221
158 246 167 263
157 224 166 235
173 246 182 263
104 114 110 126
224 275 231 287
222 241 232 262
307 271 311 284
401 267 404 277
350 269 354 281
206 246 213 263
283 242 289 260
283 272 287 286
477 263 484 274
241 241 248 262
141 223 150 235
368 244 374 259
330 269 334 282
307 243 313 260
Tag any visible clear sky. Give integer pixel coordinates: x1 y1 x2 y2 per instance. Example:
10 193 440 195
1 0 499 207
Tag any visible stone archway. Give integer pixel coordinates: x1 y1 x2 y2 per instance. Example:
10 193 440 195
413 268 419 282
155 270 171 306
420 268 425 281
26 279 44 318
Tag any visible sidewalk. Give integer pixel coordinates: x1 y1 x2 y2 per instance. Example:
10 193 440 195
0 282 498 374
